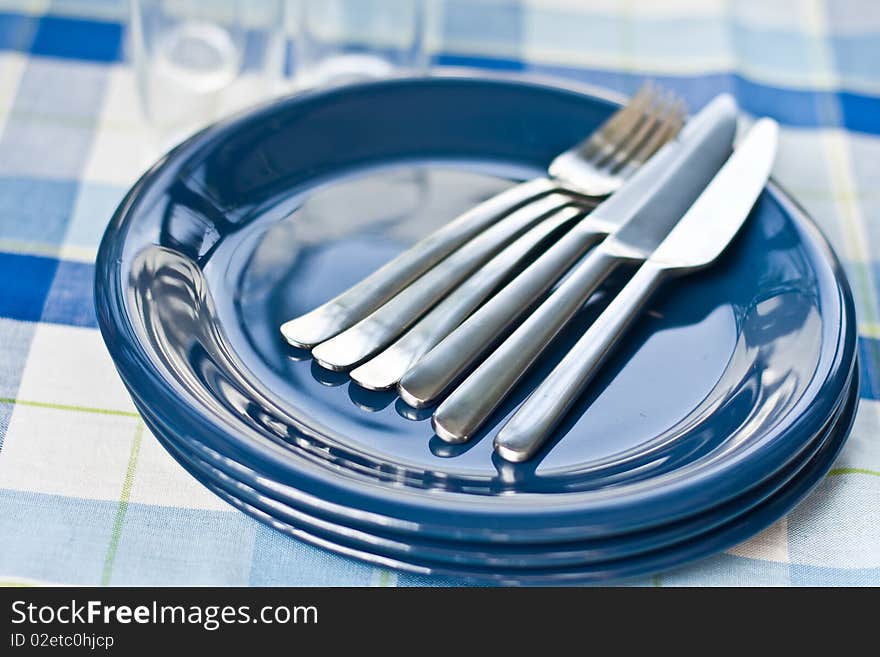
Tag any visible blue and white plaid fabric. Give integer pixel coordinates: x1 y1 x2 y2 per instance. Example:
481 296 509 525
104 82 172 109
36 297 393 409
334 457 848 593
0 0 877 586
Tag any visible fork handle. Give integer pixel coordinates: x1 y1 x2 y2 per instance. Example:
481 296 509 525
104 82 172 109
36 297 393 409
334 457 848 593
494 261 667 462
349 206 583 390
280 177 559 348
431 244 621 444
311 193 574 371
398 222 607 407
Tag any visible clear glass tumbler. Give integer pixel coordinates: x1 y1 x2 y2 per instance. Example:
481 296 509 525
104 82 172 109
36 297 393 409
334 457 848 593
288 0 428 88
130 0 285 147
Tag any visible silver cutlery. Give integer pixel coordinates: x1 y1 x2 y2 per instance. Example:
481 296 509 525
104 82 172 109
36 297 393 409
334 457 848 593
494 118 779 462
311 194 579 371
400 96 736 442
348 205 584 389
280 84 683 349
400 94 737 410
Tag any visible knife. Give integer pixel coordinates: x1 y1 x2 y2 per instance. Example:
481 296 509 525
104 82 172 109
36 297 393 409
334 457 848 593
395 95 735 442
493 118 779 462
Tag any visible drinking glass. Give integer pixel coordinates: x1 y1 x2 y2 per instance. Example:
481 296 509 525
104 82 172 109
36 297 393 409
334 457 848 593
130 0 285 147
287 0 428 88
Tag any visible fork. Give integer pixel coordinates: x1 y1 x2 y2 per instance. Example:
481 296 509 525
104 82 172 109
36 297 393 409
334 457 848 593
280 83 684 352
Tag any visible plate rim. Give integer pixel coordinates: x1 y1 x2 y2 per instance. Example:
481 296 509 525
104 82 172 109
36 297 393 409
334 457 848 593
141 359 856 567
147 367 861 584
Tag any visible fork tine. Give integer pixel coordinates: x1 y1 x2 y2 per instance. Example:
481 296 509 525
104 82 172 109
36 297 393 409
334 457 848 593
615 111 684 179
579 83 656 161
584 90 657 167
607 92 684 175
592 89 671 171
617 99 687 177
581 83 653 150
599 94 668 172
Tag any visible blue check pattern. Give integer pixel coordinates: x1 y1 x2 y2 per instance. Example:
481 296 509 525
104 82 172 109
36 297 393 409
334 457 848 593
0 0 877 586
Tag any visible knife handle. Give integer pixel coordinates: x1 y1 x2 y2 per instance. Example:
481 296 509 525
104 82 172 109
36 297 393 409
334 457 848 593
494 261 667 462
431 245 621 444
280 177 559 348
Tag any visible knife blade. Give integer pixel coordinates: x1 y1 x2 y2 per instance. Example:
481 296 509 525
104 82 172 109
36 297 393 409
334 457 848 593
493 118 779 462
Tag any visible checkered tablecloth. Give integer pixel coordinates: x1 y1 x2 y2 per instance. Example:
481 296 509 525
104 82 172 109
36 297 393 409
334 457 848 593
0 0 877 587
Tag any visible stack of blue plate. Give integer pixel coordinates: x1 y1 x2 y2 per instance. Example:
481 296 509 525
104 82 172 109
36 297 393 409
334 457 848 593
96 76 859 584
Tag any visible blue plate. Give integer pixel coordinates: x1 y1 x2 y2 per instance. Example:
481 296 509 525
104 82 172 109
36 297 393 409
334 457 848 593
141 359 855 569
146 368 859 582
96 75 858 544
